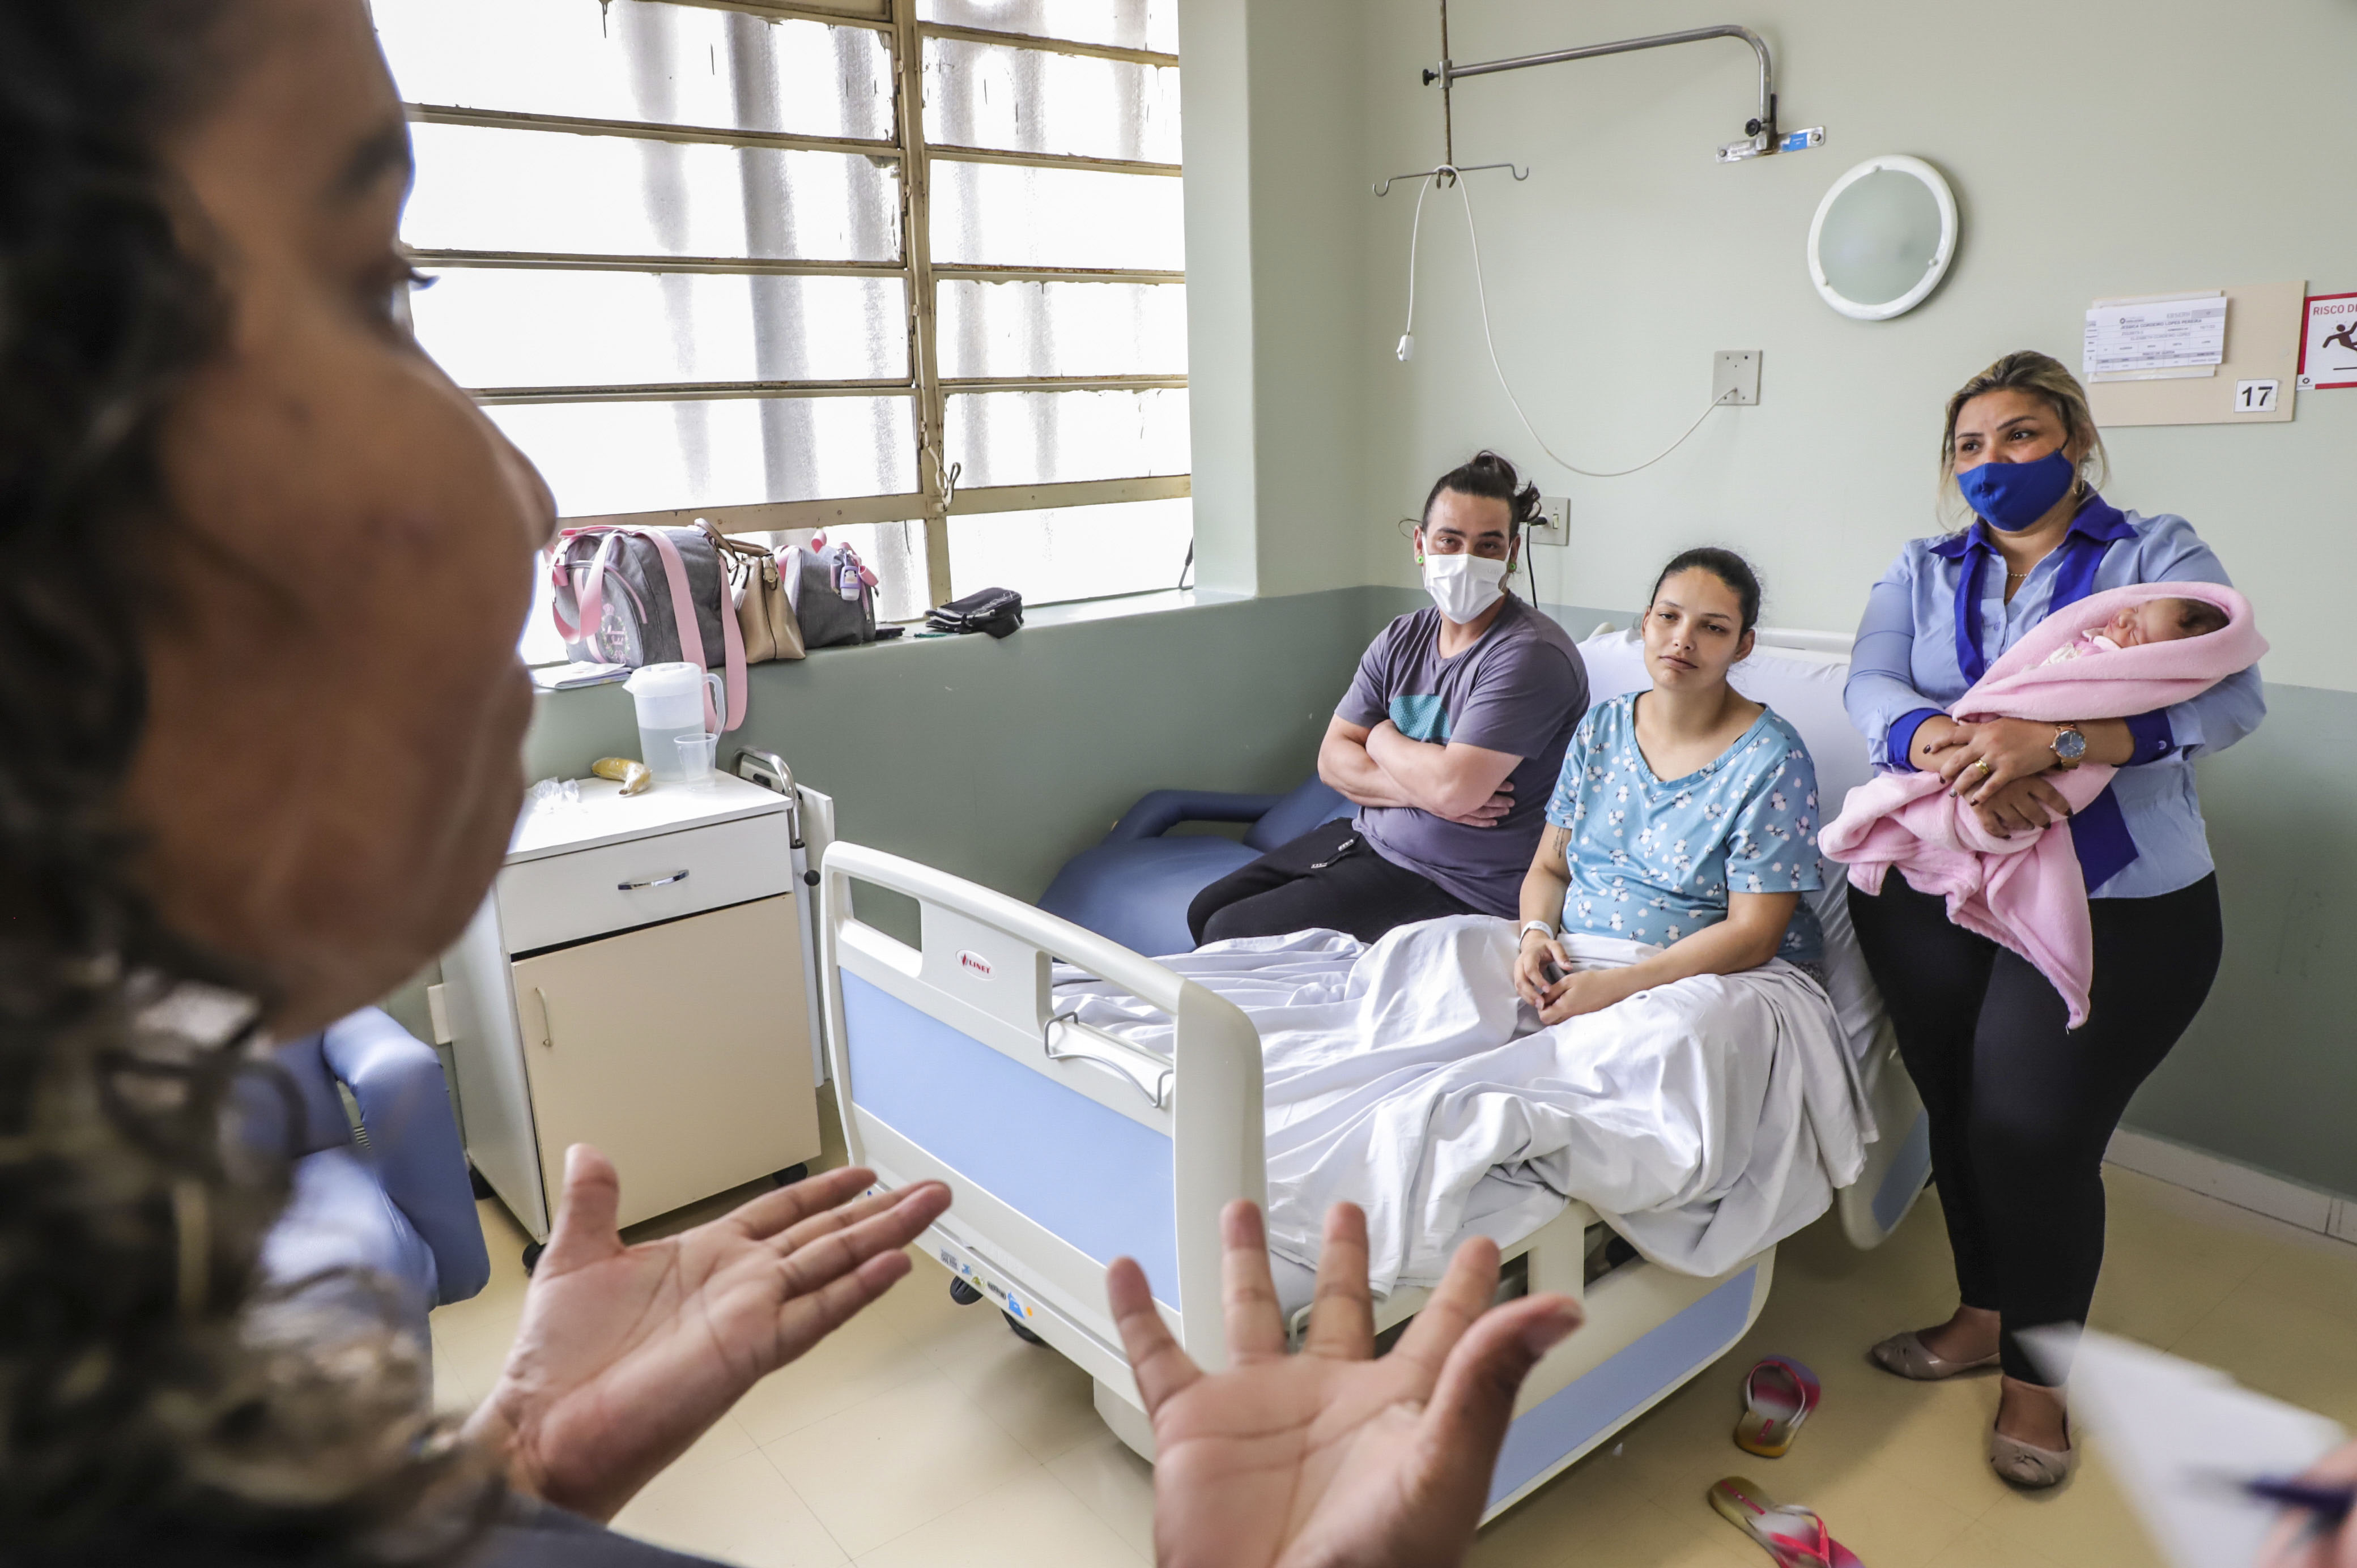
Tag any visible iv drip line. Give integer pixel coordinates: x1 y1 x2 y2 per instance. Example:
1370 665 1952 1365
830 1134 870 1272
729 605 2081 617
1394 172 1434 363
1398 169 1731 480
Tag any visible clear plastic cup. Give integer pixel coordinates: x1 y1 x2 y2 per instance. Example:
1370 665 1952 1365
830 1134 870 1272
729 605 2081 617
626 662 726 782
674 732 718 788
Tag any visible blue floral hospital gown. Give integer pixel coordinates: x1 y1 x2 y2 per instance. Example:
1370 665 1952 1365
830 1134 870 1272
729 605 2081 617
1543 693 1826 964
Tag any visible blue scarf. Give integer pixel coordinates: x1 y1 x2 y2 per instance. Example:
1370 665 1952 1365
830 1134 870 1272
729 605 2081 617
1934 494 2139 890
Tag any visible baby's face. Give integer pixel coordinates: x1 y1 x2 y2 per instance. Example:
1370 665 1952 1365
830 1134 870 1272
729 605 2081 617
2108 600 2208 649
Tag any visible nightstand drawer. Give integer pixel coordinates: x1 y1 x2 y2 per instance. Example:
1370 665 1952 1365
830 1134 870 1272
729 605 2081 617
497 812 792 953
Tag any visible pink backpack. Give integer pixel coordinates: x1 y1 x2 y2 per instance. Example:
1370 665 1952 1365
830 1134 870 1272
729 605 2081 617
549 525 746 733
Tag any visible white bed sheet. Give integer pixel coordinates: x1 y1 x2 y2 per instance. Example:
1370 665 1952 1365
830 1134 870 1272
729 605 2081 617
1054 915 1875 1296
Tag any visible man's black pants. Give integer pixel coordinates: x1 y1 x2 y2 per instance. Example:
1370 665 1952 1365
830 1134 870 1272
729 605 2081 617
1185 818 1477 947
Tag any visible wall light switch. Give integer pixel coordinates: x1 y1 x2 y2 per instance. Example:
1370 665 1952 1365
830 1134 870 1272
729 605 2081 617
1714 350 1762 406
1531 497 1570 547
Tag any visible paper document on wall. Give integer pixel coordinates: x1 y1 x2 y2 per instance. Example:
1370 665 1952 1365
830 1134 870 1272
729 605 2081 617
2022 1328 2346 1568
2085 292 2228 381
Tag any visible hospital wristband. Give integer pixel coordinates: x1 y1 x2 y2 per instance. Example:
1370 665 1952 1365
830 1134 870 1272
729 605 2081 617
1518 920 1557 945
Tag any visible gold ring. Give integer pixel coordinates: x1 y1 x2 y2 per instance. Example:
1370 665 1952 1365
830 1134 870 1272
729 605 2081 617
1971 759 1993 778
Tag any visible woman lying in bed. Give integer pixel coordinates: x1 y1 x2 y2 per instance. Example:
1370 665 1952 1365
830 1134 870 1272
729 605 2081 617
1514 549 1828 1021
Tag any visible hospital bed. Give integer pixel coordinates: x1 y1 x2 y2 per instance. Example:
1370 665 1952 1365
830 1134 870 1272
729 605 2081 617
818 625 1932 1522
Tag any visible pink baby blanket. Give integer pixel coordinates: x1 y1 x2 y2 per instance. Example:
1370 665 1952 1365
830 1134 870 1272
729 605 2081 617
1820 582 2265 1026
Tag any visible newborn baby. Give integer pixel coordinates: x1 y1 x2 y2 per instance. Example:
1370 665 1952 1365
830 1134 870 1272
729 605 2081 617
2044 595 2229 663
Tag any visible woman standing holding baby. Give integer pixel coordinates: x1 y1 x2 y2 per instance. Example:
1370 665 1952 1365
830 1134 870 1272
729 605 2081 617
1844 351 2266 1487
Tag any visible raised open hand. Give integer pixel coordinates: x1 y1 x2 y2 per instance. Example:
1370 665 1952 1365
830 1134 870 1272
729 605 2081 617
464 1147 950 1522
1109 1200 1580 1568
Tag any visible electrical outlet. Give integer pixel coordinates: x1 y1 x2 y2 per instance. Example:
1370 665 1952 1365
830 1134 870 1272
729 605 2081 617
1713 349 1762 407
1531 497 1570 547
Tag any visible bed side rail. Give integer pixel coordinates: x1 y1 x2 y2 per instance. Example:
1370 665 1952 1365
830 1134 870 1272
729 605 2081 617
819 842 1264 1368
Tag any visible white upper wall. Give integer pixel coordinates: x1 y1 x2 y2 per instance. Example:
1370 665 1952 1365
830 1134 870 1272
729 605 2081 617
1334 0 2354 691
1178 0 1370 599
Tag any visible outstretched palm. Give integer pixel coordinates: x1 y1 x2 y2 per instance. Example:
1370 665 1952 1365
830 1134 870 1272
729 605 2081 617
465 1146 950 1522
1109 1201 1581 1568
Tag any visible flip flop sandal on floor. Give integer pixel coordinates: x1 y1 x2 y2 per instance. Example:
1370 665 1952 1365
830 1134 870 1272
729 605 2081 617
1735 1355 1821 1457
1708 1476 1865 1567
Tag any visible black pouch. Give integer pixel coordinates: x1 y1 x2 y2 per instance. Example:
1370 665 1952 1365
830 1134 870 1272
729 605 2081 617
926 586 1024 640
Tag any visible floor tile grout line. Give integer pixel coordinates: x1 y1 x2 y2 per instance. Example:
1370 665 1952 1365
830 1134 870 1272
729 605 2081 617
758 1372 1046 1563
836 1457 1053 1566
731 1356 938 1451
2154 1247 2282 1357
736 1439 857 1567
1041 1446 1153 1562
1854 1446 2007 1531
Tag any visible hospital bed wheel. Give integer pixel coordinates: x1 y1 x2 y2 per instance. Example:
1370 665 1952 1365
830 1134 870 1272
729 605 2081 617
772 1164 808 1187
948 1277 984 1307
469 1165 494 1201
521 1241 544 1275
1003 1311 1046 1347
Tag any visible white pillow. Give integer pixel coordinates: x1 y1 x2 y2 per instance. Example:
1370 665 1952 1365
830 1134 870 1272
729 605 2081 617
1572 627 1871 803
1570 628 1887 1060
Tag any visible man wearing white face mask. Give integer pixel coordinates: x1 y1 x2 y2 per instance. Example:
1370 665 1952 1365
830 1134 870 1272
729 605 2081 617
1188 452 1589 946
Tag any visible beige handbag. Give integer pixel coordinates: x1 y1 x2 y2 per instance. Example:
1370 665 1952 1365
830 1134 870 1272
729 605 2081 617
700 519 804 662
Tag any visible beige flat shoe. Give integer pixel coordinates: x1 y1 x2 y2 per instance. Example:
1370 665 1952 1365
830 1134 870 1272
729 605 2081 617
1989 1422 2075 1488
1869 1330 2001 1380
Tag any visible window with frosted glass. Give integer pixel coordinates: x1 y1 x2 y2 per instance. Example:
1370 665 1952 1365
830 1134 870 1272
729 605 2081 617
490 398 916 517
918 0 1177 54
945 389 1188 487
950 499 1192 604
743 522 931 625
935 279 1184 379
372 0 895 139
402 125 901 262
383 0 1193 623
415 271 908 389
929 161 1182 270
923 37 1179 163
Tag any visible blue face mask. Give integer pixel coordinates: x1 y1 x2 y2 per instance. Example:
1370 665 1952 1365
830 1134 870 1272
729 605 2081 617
1956 446 2078 532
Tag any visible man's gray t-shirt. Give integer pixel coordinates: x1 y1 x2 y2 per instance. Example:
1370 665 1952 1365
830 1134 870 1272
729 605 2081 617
1335 596 1589 917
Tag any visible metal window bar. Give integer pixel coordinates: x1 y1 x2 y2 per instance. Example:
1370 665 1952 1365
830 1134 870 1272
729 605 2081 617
564 473 1193 536
402 103 901 157
470 374 1186 404
649 0 894 32
397 0 1189 606
407 250 1182 287
918 22 1176 69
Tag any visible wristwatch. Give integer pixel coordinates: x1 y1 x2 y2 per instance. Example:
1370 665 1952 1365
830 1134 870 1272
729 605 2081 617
2050 725 2088 770
1518 919 1556 945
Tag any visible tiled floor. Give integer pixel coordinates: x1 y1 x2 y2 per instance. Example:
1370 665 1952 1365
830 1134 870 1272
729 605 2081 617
431 1100 2357 1568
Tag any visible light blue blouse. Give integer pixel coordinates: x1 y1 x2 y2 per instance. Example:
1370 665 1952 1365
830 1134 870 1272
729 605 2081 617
1545 694 1826 964
1844 496 2266 899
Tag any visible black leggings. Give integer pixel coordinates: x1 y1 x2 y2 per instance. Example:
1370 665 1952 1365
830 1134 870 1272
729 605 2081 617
1847 872 2223 1383
1186 819 1477 947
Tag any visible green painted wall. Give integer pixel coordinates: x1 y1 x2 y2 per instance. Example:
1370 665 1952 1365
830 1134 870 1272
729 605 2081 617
2130 682 2357 1195
521 590 1399 905
508 583 2351 1198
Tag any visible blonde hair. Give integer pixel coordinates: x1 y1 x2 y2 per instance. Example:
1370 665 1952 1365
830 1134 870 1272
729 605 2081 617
1938 351 2110 526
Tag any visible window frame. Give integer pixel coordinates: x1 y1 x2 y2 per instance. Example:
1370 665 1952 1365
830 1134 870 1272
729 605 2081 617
398 0 1189 610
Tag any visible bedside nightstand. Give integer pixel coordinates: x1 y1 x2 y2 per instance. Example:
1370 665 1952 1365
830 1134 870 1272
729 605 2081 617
434 766 833 1257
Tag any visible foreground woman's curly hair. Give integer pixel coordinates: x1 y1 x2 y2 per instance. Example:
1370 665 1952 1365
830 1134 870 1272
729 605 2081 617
0 5 494 1561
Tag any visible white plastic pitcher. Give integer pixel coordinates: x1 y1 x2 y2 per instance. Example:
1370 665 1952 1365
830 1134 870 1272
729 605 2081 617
624 662 724 784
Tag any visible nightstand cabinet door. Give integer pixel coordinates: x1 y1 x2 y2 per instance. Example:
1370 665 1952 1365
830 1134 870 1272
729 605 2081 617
511 895 816 1230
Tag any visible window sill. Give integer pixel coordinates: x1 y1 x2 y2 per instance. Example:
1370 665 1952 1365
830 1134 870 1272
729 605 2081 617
527 586 1251 679
992 585 1246 631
